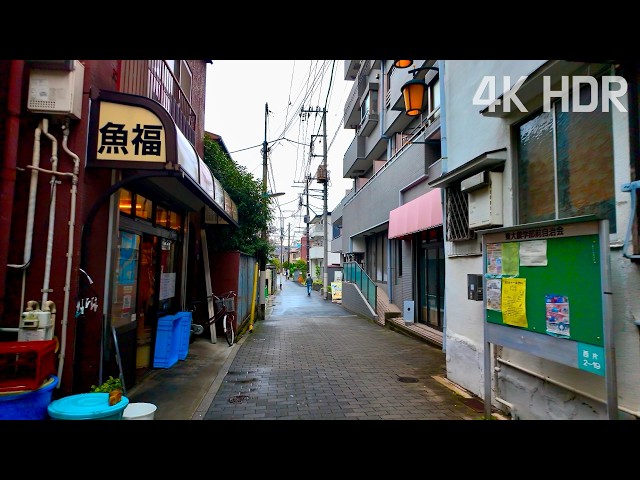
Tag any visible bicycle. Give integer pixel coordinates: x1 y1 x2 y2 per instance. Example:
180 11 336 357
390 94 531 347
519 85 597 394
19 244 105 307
207 291 237 346
187 291 236 346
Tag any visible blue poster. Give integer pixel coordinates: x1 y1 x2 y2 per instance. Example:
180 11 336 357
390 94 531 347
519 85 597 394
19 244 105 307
118 232 138 285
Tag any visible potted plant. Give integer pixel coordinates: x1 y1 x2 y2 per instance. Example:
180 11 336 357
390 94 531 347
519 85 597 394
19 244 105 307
90 376 123 406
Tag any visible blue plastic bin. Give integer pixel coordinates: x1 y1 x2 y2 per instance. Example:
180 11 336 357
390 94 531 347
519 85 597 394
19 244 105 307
47 392 129 420
175 311 192 360
0 375 59 420
153 314 180 368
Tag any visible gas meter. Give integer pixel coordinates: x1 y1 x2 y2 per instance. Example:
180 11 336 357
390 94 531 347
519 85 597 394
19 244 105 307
18 310 54 341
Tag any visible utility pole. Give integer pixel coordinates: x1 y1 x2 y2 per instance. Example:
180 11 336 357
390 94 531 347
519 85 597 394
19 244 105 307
279 217 283 289
305 174 310 277
287 222 291 276
321 107 328 300
259 102 268 320
301 106 329 299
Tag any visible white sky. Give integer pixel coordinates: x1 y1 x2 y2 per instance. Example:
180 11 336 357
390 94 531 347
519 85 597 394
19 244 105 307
204 60 354 243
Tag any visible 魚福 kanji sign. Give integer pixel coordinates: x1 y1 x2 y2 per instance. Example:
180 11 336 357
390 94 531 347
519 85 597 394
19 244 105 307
95 101 166 164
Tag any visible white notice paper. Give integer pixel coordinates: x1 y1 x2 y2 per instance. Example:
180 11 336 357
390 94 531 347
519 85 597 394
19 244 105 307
519 240 548 266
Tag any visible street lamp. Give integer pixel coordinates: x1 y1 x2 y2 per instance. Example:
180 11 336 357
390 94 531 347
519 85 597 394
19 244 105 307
265 191 285 198
396 62 439 116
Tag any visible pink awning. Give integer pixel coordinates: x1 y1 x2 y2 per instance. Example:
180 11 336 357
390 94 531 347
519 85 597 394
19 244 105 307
388 189 443 239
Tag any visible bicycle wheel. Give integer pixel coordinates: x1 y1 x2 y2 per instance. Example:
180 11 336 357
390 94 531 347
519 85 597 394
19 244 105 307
224 314 235 346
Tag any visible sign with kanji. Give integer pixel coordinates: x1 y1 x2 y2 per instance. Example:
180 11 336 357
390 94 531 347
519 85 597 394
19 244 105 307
95 102 166 163
577 343 605 376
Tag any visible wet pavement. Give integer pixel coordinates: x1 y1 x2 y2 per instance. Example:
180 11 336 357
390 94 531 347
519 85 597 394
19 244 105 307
199 278 486 420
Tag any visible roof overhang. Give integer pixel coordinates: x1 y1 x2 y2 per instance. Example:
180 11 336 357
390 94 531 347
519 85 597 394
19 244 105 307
87 90 238 227
428 148 507 189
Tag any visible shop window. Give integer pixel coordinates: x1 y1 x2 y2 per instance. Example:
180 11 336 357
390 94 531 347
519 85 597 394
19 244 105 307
135 194 152 221
156 205 169 228
118 189 133 215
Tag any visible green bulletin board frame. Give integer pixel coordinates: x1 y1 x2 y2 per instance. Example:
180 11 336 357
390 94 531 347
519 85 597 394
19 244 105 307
480 216 617 419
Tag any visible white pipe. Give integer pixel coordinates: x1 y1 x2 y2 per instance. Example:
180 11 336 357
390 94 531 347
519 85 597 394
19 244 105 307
497 356 640 419
41 118 58 306
57 120 79 387
8 121 42 314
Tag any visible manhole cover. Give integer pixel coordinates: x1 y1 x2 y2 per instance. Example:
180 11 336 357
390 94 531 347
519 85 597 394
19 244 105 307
397 376 419 383
229 394 250 404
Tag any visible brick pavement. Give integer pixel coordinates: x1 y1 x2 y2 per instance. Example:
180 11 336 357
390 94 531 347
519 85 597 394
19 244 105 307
201 279 486 420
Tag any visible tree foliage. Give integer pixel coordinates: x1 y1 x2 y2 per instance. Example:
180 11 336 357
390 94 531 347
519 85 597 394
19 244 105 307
202 136 273 259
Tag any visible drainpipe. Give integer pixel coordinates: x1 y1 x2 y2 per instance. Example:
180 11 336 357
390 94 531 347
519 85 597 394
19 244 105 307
40 118 59 307
379 60 394 303
56 120 80 386
0 60 24 317
8 119 43 315
22 120 77 389
437 60 448 353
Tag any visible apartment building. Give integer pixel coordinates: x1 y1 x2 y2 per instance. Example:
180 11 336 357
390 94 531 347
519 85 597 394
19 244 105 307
308 212 341 281
338 60 445 341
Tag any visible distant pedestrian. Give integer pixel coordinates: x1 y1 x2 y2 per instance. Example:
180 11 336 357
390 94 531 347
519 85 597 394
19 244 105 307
305 274 313 296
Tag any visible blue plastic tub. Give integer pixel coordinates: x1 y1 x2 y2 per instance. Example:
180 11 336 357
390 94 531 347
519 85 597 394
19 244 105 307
0 375 59 420
47 392 129 420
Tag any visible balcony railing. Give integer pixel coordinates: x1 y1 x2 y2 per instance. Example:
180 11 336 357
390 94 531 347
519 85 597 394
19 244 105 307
343 262 377 313
119 60 197 146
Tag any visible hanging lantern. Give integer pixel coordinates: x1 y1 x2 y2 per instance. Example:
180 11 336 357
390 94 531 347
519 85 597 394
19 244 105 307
394 60 413 69
401 77 427 116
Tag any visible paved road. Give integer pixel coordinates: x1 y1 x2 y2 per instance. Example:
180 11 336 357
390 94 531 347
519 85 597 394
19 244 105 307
202 278 484 420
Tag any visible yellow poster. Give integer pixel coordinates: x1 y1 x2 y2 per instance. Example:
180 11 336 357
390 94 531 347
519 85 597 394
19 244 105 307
331 281 342 302
501 278 527 327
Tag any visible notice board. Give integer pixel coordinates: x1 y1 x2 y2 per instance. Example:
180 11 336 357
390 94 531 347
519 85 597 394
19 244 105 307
480 215 617 419
484 227 603 346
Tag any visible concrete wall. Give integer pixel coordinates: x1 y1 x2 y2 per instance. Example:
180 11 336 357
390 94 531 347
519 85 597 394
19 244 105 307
443 60 640 419
341 281 376 320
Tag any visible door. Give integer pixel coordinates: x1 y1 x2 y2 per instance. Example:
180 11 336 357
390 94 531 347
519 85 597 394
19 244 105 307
135 234 157 379
418 228 445 330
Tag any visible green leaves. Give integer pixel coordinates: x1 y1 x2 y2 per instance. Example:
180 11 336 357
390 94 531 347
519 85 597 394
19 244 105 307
89 376 122 393
203 136 274 258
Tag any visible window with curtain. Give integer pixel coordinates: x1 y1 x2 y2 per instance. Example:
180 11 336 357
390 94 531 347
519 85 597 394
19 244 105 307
516 76 616 232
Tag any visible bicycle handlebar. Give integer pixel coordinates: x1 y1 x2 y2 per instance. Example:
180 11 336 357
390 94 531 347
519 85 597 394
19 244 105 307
207 291 237 301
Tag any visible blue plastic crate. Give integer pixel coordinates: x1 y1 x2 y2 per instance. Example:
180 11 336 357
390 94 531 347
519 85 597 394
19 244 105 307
175 311 192 360
153 314 181 368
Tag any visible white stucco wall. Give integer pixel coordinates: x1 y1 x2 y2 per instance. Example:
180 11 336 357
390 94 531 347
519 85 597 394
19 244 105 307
443 60 640 419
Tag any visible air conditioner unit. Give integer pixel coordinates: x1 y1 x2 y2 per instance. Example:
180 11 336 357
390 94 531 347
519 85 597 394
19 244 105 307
27 60 84 119
468 172 503 229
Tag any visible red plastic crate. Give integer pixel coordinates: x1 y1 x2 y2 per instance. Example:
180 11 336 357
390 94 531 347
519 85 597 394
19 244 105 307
0 340 57 392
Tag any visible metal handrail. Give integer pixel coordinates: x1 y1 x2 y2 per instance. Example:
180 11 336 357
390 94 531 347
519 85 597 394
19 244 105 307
343 262 377 312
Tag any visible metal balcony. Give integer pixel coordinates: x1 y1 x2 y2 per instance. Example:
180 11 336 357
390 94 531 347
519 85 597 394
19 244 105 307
119 60 197 146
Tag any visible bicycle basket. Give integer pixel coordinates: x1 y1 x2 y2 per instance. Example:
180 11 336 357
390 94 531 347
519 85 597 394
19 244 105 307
214 299 224 311
222 297 235 312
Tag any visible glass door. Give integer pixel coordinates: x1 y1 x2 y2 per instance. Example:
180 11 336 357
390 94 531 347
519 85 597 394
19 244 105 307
135 234 157 377
418 228 445 330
